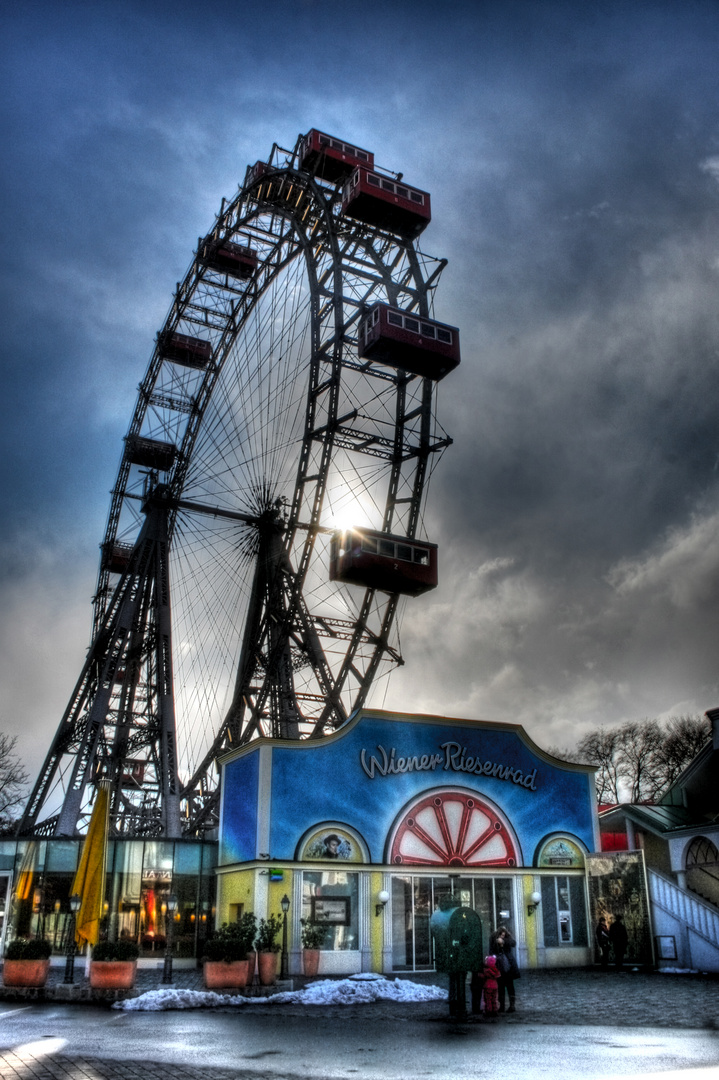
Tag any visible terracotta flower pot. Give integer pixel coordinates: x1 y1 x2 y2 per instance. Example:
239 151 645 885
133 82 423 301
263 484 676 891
302 949 320 977
89 960 137 990
257 950 278 985
203 959 250 990
2 959 51 988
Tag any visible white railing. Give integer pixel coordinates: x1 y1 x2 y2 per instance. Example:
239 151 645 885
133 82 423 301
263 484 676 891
649 868 719 946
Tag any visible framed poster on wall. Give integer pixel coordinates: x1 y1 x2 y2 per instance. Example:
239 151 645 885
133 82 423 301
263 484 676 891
311 896 350 925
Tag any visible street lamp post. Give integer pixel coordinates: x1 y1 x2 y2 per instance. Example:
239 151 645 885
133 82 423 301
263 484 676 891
162 894 178 984
52 900 61 950
64 893 81 984
280 893 290 980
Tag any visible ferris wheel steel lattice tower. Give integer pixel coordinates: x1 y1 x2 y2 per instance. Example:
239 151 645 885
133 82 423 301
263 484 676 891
19 129 460 840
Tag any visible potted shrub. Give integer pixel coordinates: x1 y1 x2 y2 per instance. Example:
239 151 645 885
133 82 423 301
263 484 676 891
203 919 254 990
90 939 139 990
255 914 282 985
240 912 257 980
300 919 326 978
3 938 52 987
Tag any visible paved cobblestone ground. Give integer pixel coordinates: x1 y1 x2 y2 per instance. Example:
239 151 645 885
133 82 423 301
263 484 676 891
0 967 717 1080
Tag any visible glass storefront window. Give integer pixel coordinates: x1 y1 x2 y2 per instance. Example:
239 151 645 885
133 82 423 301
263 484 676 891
541 873 587 947
110 840 143 946
390 875 516 971
44 841 79 873
494 878 514 927
302 871 358 951
0 838 216 958
391 876 412 968
556 876 572 943
139 841 174 955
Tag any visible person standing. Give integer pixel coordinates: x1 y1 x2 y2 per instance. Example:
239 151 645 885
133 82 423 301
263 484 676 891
595 916 611 968
608 913 628 969
490 925 519 1013
481 954 501 1020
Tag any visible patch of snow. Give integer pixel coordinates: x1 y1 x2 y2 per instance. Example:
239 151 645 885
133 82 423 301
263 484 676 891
115 989 248 1011
658 967 700 975
114 976 448 1011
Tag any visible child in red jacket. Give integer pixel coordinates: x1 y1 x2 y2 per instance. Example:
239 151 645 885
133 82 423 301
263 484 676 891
482 954 501 1018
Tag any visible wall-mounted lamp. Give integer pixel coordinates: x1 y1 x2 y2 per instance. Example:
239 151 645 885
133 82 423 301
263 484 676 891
527 891 542 917
375 890 390 917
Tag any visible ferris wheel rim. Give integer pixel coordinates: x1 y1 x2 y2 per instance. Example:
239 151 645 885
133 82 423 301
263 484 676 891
92 137 447 828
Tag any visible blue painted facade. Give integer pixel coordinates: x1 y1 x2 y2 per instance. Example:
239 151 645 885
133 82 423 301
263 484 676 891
220 748 259 865
219 710 598 868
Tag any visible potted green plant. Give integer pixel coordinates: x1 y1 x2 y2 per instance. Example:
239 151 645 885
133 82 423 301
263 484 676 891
90 939 140 989
3 938 52 988
255 914 282 985
240 911 258 980
300 918 326 978
203 919 255 989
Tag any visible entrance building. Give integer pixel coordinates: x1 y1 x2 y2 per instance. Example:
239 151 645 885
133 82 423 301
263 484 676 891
217 709 600 973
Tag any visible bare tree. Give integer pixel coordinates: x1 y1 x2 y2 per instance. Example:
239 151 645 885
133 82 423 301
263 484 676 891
616 719 663 802
560 715 711 804
0 733 28 833
653 714 711 790
575 727 624 804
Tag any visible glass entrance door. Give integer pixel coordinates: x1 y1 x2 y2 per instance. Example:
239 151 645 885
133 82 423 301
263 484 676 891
390 874 515 971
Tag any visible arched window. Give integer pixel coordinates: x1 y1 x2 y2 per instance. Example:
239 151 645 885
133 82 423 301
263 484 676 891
388 789 517 867
685 836 719 868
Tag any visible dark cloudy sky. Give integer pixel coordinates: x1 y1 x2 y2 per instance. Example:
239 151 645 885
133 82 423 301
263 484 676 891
2 0 719 782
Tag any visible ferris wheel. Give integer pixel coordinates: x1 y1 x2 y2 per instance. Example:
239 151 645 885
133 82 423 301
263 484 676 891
20 130 459 839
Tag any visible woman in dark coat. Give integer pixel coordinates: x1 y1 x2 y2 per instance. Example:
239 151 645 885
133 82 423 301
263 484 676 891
595 916 611 968
489 925 518 1013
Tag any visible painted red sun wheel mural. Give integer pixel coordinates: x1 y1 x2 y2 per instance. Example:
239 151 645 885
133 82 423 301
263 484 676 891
389 791 517 867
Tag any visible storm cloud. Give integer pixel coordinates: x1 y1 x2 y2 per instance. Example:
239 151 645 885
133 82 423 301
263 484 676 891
2 0 719 779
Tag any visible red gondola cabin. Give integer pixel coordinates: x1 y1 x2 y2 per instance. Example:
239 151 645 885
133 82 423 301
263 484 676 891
329 529 438 597
245 160 271 186
101 541 134 575
125 435 177 472
121 760 146 789
200 239 258 279
159 331 213 370
299 130 374 182
342 168 431 239
358 303 460 380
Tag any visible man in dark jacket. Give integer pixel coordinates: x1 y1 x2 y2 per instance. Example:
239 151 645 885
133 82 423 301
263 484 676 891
595 917 610 968
608 914 628 969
